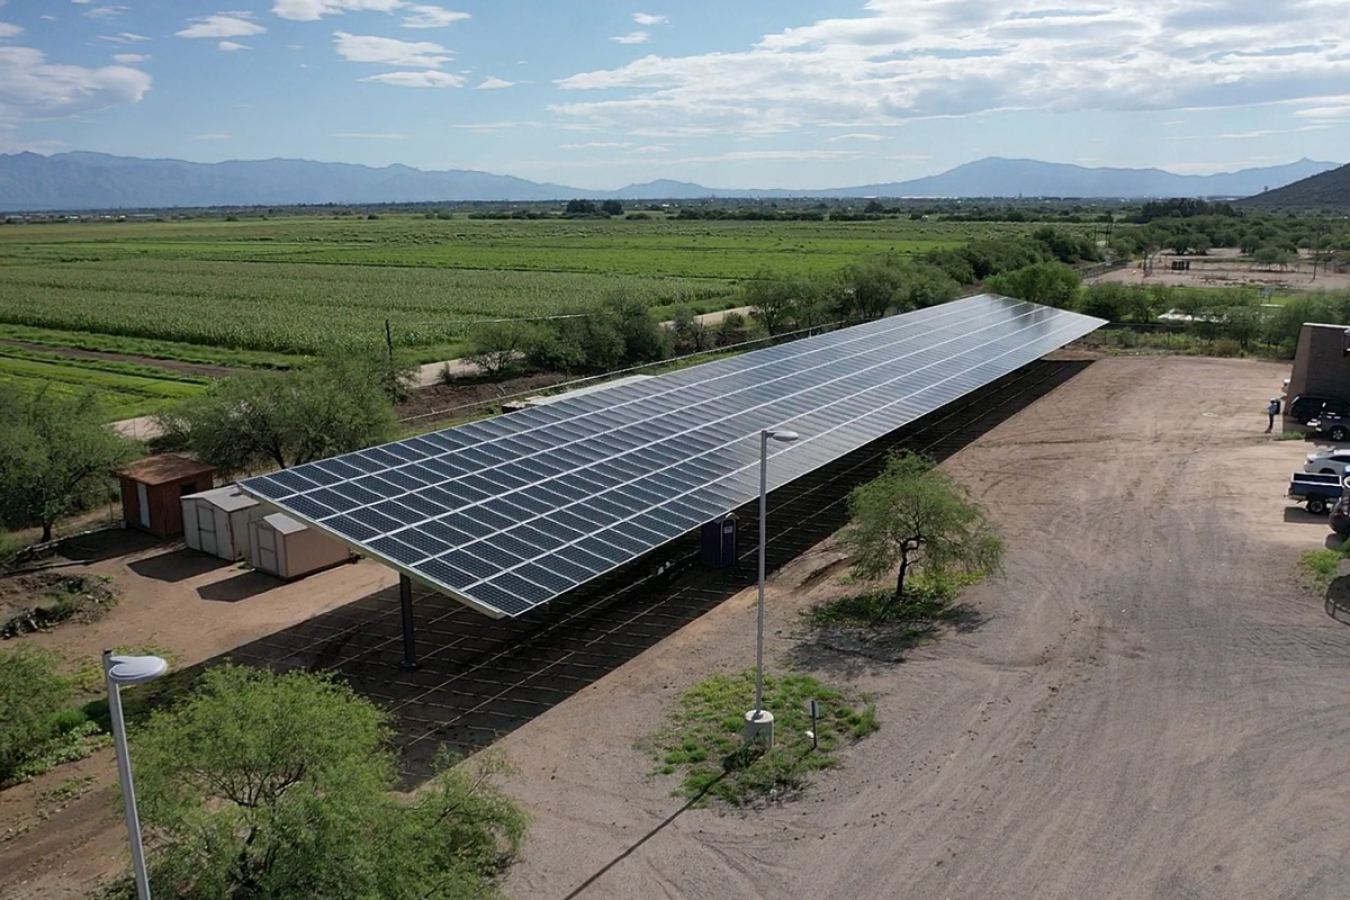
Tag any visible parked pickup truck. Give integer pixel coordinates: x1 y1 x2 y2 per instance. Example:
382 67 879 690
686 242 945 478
1289 472 1344 514
1307 414 1350 442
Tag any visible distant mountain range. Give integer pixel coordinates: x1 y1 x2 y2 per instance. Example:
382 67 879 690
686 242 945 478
0 152 1339 212
1237 161 1350 209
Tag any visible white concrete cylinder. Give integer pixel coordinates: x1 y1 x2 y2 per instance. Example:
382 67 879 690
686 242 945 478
743 709 775 749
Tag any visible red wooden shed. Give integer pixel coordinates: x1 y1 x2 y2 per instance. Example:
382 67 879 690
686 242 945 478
116 455 216 538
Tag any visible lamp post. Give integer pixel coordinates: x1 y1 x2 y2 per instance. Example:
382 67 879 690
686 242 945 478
744 428 798 749
104 650 169 900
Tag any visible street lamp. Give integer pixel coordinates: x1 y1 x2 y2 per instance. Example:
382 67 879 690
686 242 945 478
104 650 169 900
744 428 799 750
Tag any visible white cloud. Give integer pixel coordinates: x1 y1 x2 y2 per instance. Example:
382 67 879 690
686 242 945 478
361 70 463 87
99 32 151 44
176 15 266 39
634 144 670 153
273 0 403 20
827 132 883 142
402 5 468 28
446 120 541 131
190 132 231 140
701 149 864 162
334 32 450 67
554 0 1350 134
332 131 407 138
633 13 667 26
1293 97 1350 119
0 45 150 121
475 76 514 89
561 141 634 149
611 31 648 45
0 22 20 37
1216 124 1329 138
84 6 127 19
218 41 250 51
112 53 148 63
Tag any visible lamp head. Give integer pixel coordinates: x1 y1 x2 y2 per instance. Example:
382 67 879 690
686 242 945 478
104 652 169 686
766 430 800 443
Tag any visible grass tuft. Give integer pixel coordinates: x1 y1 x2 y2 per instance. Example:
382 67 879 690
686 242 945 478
648 670 877 806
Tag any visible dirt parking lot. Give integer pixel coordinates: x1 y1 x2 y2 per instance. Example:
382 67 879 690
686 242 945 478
6 354 1350 900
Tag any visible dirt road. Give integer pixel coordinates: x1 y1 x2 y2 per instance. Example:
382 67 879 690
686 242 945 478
496 355 1350 900
10 355 1350 899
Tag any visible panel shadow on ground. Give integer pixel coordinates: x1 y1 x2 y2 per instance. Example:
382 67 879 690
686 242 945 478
215 358 1092 784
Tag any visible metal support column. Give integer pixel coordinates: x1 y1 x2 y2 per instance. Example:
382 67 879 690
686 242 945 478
399 574 418 669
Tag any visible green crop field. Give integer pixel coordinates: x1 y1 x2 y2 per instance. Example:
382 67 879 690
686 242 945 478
0 213 1045 418
0 346 208 418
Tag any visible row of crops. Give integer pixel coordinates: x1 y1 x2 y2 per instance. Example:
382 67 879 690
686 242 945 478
0 259 735 357
0 215 1022 375
0 348 207 418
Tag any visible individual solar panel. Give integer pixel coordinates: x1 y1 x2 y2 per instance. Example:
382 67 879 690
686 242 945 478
240 294 1104 618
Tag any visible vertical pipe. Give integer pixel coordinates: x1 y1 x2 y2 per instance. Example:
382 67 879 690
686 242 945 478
105 651 152 900
755 430 767 716
399 574 418 669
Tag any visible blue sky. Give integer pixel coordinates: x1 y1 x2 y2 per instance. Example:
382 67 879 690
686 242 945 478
0 0 1346 189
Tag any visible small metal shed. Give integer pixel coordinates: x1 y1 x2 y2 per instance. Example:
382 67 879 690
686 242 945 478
248 513 352 580
181 486 263 561
117 455 216 538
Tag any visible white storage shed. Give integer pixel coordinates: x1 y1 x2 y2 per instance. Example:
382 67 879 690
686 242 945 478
248 513 352 581
181 486 263 561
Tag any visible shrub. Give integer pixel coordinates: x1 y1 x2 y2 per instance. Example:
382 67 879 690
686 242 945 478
115 666 528 900
0 645 74 784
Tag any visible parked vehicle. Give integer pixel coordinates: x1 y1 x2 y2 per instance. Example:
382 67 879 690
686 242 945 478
1288 472 1343 514
1307 414 1350 442
1289 394 1350 425
1332 496 1350 537
1304 448 1350 478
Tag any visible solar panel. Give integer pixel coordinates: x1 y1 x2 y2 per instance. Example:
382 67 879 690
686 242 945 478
240 294 1104 617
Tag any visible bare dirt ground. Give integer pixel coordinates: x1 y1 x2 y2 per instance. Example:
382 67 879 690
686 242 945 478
7 355 1350 900
1092 252 1350 293
495 354 1350 900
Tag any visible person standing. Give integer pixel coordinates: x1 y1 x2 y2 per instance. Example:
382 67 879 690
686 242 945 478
1266 397 1281 433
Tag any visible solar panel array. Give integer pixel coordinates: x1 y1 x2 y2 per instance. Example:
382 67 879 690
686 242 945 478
239 294 1104 618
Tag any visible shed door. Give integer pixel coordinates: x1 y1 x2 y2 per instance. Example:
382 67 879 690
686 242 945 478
255 526 279 575
198 504 218 557
136 483 150 529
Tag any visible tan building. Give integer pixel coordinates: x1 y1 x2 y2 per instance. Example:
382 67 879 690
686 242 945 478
1285 323 1350 416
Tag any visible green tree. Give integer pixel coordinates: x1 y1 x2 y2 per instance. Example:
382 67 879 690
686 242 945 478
669 307 710 354
984 261 1081 309
600 199 624 216
465 320 533 379
124 666 526 900
894 260 961 310
0 386 138 542
840 452 1004 613
157 354 398 475
1253 246 1295 269
0 645 73 784
839 254 908 319
744 271 799 336
597 292 671 366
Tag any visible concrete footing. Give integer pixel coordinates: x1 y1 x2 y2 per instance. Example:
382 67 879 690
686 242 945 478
743 709 775 749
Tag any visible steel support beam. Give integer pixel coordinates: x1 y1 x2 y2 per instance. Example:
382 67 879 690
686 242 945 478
399 574 418 669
